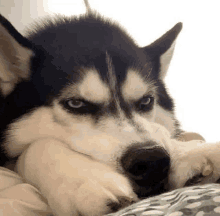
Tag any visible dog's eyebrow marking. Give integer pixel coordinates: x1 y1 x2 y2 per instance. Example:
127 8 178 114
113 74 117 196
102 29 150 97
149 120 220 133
78 69 110 102
122 69 149 101
106 52 117 93
106 52 124 119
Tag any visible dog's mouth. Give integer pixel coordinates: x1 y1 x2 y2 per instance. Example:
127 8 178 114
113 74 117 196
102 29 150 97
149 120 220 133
131 175 169 198
126 163 170 198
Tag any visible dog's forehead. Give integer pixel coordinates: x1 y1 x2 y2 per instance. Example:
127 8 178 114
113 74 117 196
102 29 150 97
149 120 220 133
78 69 110 102
122 69 149 101
61 61 153 104
59 51 156 104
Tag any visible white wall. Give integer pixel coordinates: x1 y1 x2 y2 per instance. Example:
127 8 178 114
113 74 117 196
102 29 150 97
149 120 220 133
1 0 220 142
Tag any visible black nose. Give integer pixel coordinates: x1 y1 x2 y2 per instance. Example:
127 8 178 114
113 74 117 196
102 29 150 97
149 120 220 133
121 142 170 197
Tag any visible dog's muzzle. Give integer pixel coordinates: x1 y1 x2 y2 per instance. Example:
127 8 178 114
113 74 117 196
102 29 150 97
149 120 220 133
120 142 170 198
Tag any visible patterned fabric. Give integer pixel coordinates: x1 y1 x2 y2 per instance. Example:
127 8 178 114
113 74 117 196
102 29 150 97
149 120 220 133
106 184 220 216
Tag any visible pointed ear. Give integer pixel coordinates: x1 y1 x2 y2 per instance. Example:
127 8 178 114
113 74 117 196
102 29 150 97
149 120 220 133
0 14 34 97
143 22 182 79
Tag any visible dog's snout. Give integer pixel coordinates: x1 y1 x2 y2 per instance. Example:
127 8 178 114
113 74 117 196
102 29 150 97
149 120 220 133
121 144 170 178
121 142 170 197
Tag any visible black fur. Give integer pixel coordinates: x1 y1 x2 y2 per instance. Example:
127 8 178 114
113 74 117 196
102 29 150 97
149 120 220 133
0 13 177 126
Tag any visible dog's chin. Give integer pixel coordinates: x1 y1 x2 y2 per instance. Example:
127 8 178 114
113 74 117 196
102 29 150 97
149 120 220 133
131 178 169 198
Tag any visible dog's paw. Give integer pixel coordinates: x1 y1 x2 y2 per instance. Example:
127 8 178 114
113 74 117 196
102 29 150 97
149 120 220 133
73 173 138 216
16 139 138 216
48 164 138 216
169 149 217 189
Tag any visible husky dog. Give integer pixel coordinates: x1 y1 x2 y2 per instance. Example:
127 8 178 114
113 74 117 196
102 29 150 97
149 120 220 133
1 1 219 216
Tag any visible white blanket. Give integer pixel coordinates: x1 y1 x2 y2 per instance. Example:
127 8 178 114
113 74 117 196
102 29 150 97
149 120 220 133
0 167 52 216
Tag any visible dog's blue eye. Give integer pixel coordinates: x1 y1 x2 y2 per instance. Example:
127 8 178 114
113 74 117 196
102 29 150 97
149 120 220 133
67 100 85 108
139 96 154 111
62 99 100 115
141 97 152 105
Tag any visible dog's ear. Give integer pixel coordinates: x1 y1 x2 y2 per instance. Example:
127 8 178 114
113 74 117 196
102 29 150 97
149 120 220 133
143 23 182 79
0 14 34 97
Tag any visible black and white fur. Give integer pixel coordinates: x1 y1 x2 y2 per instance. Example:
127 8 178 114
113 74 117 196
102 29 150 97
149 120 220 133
1 1 219 216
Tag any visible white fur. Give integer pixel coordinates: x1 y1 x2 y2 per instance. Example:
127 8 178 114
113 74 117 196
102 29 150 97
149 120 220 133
154 105 176 136
16 138 138 216
160 41 176 80
122 70 148 101
78 70 110 102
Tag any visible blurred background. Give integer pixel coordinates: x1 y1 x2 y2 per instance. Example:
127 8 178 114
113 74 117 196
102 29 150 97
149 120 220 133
0 0 220 142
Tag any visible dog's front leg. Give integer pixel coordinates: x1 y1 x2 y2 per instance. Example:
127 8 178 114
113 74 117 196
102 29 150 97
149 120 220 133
169 139 220 189
15 138 137 216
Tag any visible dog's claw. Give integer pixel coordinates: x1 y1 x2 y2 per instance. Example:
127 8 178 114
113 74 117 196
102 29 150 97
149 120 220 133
107 196 135 212
202 163 213 176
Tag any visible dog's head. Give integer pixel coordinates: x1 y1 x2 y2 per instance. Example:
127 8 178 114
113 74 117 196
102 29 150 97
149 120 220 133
0 11 182 197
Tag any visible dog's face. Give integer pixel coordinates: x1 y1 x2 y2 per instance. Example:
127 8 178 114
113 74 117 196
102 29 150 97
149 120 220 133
0 13 182 197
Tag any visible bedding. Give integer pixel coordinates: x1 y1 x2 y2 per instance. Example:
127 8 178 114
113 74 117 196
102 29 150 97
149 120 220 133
0 167 220 216
0 167 52 216
107 184 220 216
